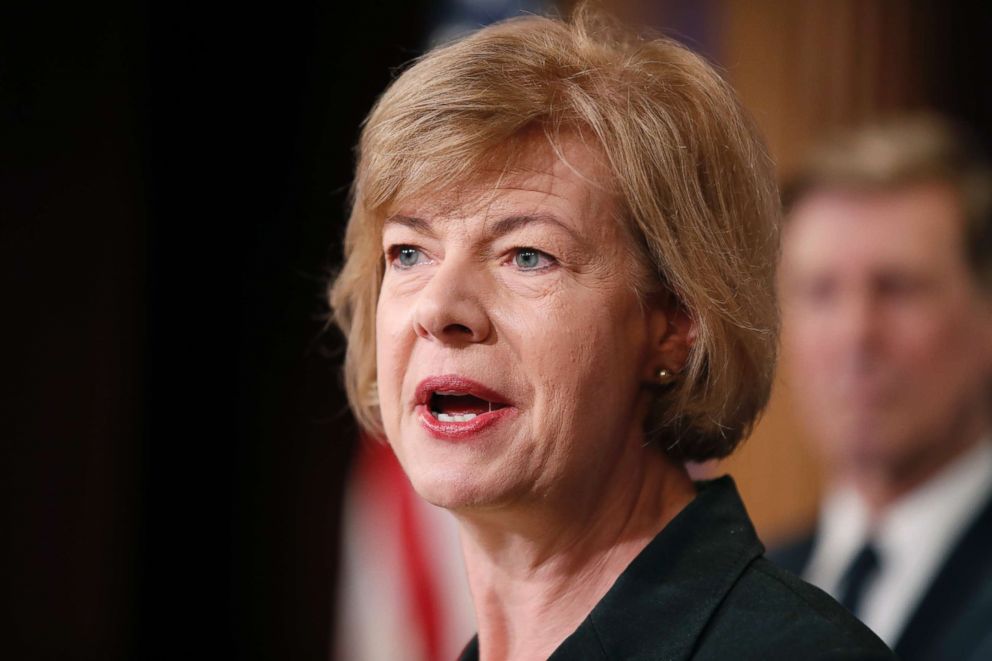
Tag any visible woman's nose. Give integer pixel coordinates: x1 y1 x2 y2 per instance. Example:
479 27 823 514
412 259 493 345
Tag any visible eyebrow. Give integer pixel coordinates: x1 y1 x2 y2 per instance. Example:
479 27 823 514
383 212 580 242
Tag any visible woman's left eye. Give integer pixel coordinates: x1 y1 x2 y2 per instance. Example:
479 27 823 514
511 248 556 271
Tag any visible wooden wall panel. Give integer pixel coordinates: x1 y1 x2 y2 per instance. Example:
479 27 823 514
711 0 922 542
594 0 928 542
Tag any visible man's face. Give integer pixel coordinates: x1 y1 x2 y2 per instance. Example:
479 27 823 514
781 182 992 482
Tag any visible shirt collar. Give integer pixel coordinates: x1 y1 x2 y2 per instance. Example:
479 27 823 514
805 485 871 593
877 439 992 557
807 438 992 596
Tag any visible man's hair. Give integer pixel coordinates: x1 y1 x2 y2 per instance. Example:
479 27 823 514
329 9 780 461
785 114 992 289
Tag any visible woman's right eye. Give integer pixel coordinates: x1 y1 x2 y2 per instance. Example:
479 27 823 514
388 245 429 269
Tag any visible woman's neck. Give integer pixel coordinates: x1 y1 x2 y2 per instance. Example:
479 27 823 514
455 444 696 661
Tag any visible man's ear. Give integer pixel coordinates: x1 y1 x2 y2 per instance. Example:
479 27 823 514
643 294 696 382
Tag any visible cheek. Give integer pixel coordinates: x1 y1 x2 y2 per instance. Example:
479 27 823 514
886 304 966 369
529 288 645 416
906 315 989 391
375 294 412 423
783 311 838 363
784 329 820 368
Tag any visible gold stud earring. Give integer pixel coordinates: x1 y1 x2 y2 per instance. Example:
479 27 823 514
657 368 677 385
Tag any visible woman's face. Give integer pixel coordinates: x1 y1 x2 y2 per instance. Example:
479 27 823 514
375 138 670 511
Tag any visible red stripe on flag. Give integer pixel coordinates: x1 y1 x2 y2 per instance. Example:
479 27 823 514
359 440 445 661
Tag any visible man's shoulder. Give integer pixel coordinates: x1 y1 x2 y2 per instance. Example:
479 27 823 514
691 556 895 660
896 481 992 658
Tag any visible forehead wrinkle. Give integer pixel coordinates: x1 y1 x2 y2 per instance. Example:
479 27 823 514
386 149 618 253
382 214 438 238
491 181 567 200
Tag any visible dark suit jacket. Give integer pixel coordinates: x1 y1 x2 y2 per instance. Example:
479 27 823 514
458 477 893 660
768 484 992 661
937 577 992 661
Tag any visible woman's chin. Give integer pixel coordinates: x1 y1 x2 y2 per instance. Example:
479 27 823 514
387 416 529 510
404 463 523 512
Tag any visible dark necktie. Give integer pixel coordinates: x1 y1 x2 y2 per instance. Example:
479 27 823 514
838 541 881 617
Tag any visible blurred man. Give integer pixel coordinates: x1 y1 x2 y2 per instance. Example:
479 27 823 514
773 115 992 661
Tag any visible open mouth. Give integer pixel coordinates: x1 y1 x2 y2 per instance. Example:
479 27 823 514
415 375 516 439
429 391 508 423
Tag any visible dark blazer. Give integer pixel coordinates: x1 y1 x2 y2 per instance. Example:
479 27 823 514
458 477 893 660
768 485 992 661
937 578 992 661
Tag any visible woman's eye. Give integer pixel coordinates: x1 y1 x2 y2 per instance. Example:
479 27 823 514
389 245 428 269
512 248 555 271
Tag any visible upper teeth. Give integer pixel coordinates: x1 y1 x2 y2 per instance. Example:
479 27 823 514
434 412 477 422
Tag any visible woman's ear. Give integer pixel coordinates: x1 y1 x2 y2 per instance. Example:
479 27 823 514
644 294 696 382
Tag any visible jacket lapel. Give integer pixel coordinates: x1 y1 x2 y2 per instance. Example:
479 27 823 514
894 486 992 660
552 477 764 661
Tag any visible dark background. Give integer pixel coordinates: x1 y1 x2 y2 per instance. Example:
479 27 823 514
3 2 428 659
2 1 989 660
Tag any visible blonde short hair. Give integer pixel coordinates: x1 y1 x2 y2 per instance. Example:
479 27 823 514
330 10 780 461
785 114 992 290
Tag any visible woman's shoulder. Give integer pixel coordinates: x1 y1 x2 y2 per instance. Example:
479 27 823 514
548 477 895 660
690 555 895 660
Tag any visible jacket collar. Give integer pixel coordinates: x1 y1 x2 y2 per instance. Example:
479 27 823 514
460 476 764 660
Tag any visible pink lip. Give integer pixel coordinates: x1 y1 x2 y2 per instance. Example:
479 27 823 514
415 375 511 406
414 374 517 441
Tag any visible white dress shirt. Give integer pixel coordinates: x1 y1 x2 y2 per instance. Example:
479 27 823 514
803 439 992 647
